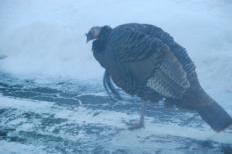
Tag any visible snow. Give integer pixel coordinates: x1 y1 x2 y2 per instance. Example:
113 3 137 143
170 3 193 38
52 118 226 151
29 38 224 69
0 96 232 153
0 96 231 145
0 140 47 154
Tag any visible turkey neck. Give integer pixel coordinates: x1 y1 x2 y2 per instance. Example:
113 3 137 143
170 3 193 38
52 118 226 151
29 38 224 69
92 26 112 54
92 26 113 69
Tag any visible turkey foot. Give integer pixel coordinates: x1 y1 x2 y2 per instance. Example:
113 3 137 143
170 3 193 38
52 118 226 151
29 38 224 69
125 117 144 130
124 101 145 130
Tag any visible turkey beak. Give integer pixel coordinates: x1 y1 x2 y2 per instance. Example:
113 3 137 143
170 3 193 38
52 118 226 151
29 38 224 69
86 32 94 43
86 33 91 43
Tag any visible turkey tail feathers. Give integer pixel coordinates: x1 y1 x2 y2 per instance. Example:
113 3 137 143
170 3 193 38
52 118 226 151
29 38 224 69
193 89 232 132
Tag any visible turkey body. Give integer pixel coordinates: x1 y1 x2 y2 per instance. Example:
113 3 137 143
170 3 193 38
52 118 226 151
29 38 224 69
91 23 232 132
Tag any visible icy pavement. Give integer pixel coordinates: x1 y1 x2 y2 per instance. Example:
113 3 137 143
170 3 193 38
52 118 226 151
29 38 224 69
0 73 232 154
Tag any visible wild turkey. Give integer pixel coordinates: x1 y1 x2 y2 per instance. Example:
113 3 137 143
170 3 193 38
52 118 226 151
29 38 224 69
86 23 232 131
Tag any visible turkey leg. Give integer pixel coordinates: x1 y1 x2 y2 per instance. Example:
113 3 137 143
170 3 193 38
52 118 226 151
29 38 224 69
125 101 145 130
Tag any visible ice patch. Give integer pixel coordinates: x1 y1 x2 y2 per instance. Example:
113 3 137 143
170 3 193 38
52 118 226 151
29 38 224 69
0 140 47 154
0 95 231 145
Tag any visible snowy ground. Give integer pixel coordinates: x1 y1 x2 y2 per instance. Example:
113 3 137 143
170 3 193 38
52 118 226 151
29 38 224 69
0 0 232 153
0 73 232 154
